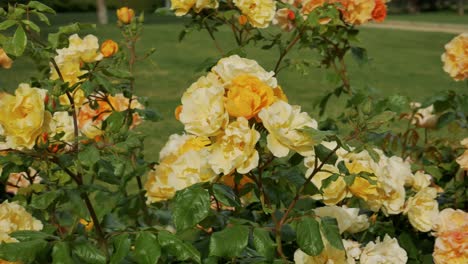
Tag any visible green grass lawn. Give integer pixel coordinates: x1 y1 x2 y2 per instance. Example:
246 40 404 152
387 11 468 24
0 13 466 159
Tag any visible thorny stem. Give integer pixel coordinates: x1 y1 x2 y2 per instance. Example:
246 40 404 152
273 29 304 75
204 21 225 54
274 145 340 262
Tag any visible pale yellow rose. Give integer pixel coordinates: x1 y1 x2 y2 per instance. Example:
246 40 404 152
310 164 349 205
0 84 51 149
259 101 318 157
314 205 369 234
343 239 361 264
360 235 408 264
456 138 468 171
52 111 75 143
432 208 468 264
179 83 228 136
0 48 13 69
339 0 375 25
409 102 439 129
67 34 103 63
145 134 216 203
233 0 276 28
209 117 260 175
404 187 439 232
225 74 276 119
6 168 41 195
273 8 295 31
211 55 277 88
441 33 468 81
411 171 432 191
171 0 219 16
0 201 43 243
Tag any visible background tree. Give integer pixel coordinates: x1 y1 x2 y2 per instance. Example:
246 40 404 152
96 0 108 24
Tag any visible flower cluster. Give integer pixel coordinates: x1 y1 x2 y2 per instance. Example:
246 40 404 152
145 55 320 202
442 33 468 81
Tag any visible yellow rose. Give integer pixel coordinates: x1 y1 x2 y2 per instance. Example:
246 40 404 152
456 138 468 171
179 82 228 136
225 75 275 119
360 235 408 264
116 7 135 24
310 164 349 205
314 205 369 234
233 0 276 28
343 239 361 264
51 111 75 143
301 0 326 15
441 33 468 81
170 0 219 16
0 201 43 243
209 117 260 175
67 34 103 63
404 187 439 232
411 171 432 191
0 48 13 69
100 39 119 58
259 101 318 157
432 208 468 264
339 0 375 25
211 55 277 88
144 134 216 203
0 84 51 150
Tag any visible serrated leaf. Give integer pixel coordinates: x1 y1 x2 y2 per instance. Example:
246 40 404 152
72 241 106 264
30 190 61 209
52 242 75 264
209 225 249 257
252 228 275 261
28 1 55 13
0 239 48 263
103 68 133 79
158 231 201 263
314 144 338 165
22 20 40 33
320 217 344 250
0 20 17 30
78 145 100 168
10 230 53 241
7 25 27 56
110 233 131 264
296 218 324 256
173 186 210 231
134 231 160 264
212 183 241 207
103 111 125 133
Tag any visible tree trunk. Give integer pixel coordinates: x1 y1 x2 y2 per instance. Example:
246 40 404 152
407 0 420 13
458 0 465 16
96 0 108 24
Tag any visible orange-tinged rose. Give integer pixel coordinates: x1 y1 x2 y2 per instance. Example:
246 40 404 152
79 218 94 232
175 105 183 120
0 48 13 69
433 209 468 264
100 39 119 58
117 7 135 24
301 0 326 15
371 0 387 22
225 74 275 119
441 33 468 81
339 0 375 25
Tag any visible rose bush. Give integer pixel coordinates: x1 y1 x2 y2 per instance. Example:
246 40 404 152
0 0 466 263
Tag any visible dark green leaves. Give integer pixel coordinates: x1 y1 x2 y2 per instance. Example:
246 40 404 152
134 231 161 264
5 25 27 56
252 228 275 261
314 144 338 165
110 234 131 264
72 241 106 264
212 183 241 207
173 185 210 231
320 217 344 250
209 225 250 257
52 242 74 264
158 231 201 263
0 239 48 263
296 218 323 256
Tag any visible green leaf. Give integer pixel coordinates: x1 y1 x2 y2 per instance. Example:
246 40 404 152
296 218 324 256
209 225 249 257
350 46 368 66
22 20 40 33
134 231 161 264
78 145 100 168
301 129 333 145
7 25 27 56
173 185 210 231
212 183 241 207
30 190 61 209
320 217 344 250
158 230 201 263
314 144 338 165
252 228 275 261
0 239 48 263
437 112 456 129
52 242 75 264
33 11 50 25
110 233 131 264
398 232 418 260
72 241 106 264
0 20 17 30
10 230 53 242
28 1 56 13
103 68 133 79
103 111 125 133
369 111 396 124
288 152 304 166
